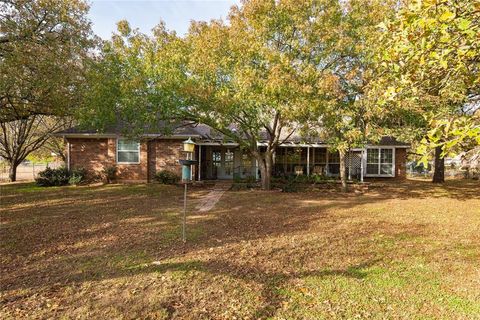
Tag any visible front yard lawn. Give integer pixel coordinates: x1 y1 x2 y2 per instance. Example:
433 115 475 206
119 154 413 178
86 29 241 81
1 180 479 319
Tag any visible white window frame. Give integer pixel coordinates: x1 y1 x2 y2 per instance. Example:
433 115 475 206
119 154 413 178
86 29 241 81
116 139 141 164
365 147 395 177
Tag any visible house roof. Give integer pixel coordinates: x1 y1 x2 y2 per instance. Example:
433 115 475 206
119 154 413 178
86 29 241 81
57 121 212 138
57 122 410 147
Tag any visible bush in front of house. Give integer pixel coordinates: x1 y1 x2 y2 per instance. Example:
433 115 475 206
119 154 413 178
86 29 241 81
35 167 71 186
154 170 180 185
68 167 87 185
102 165 117 183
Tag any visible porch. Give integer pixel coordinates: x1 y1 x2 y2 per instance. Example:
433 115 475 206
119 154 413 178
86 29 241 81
195 145 369 181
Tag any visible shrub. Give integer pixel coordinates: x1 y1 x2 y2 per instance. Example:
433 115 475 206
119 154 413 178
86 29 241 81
154 170 180 185
281 175 298 192
312 174 330 183
233 174 243 183
69 167 87 185
35 167 70 186
245 175 257 184
102 166 117 183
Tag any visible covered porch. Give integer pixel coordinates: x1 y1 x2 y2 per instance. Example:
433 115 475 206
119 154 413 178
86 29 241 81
195 143 370 181
273 146 364 180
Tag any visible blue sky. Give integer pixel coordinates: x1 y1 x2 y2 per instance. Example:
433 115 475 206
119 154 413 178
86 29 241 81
88 0 240 39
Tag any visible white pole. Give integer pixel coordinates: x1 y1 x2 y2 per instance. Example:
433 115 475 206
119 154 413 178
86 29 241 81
198 144 202 181
360 149 364 183
307 146 310 176
67 141 70 171
183 183 187 243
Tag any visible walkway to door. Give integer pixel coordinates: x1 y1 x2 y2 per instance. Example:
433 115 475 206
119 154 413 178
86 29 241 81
195 181 232 212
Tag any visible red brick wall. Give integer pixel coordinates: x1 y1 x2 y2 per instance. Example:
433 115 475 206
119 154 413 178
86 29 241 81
147 140 157 182
67 138 186 182
395 148 407 180
67 138 114 179
152 139 183 177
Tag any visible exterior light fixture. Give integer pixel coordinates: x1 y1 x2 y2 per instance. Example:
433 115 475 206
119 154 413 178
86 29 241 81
183 137 195 153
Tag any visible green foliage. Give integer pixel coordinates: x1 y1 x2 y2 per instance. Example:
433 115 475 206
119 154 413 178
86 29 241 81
369 0 480 162
0 0 94 122
69 167 87 185
102 166 117 184
154 170 180 185
282 176 299 193
35 167 70 187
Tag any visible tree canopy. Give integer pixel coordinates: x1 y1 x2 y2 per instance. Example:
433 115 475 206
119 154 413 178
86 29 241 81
77 0 479 187
0 0 94 122
368 0 480 165
0 0 94 181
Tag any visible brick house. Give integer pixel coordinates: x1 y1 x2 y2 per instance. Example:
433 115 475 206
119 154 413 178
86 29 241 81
58 123 409 182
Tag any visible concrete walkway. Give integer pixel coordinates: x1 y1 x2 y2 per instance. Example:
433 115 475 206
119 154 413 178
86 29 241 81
195 181 231 212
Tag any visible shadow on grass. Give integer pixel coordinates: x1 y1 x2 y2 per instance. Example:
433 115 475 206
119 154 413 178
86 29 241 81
0 179 478 317
100 257 380 319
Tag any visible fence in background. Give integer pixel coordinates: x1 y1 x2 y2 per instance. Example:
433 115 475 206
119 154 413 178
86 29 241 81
0 162 63 182
407 168 478 180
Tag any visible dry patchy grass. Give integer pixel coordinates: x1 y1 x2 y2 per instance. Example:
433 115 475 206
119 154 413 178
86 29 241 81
1 180 479 319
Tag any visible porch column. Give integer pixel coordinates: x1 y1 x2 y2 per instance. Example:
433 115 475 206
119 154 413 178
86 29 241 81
307 146 310 176
360 149 364 183
198 144 202 181
66 141 70 171
348 149 352 180
255 158 259 180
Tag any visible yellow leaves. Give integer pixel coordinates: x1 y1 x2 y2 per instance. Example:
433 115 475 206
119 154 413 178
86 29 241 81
439 10 455 22
439 59 448 69
457 18 472 31
384 86 397 100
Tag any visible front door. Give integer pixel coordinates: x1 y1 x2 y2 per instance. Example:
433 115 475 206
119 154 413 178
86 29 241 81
211 148 234 179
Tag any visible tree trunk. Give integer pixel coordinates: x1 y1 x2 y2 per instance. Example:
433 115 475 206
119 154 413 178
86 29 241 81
339 149 347 192
432 145 445 183
255 151 273 190
8 162 18 182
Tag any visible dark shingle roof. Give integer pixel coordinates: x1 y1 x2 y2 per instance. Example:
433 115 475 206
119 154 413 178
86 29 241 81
374 136 410 147
57 122 409 147
57 121 212 138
